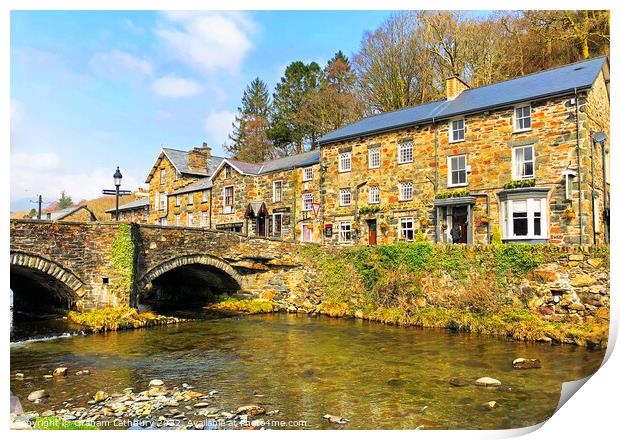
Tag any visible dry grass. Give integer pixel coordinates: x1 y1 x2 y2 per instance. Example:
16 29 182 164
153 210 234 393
68 306 183 332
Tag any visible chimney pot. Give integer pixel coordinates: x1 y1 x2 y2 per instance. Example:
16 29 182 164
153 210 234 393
446 74 470 101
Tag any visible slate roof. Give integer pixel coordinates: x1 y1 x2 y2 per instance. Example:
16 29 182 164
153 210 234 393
168 178 213 196
218 149 320 177
319 56 609 144
105 197 150 213
145 148 225 183
44 205 96 221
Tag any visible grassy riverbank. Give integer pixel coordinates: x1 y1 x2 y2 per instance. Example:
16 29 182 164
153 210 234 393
67 306 188 333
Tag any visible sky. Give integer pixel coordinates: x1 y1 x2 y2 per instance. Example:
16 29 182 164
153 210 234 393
10 10 393 211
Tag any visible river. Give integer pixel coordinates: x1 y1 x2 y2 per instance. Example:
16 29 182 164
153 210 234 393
10 313 603 430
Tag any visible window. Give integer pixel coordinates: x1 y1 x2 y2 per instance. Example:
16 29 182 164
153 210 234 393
202 190 208 203
130 211 135 222
273 181 283 203
301 224 313 242
514 105 532 132
161 218 168 226
224 165 231 179
501 197 547 240
399 217 415 241
272 213 283 237
340 221 352 242
448 155 468 187
368 186 380 205
513 145 535 179
339 152 351 172
340 189 351 206
155 191 160 209
201 212 208 227
368 147 380 169
303 167 313 181
224 186 234 213
450 119 465 143
399 182 413 201
160 168 166 185
188 193 194 205
159 192 166 210
187 212 194 227
175 195 181 207
302 193 313 212
175 214 180 226
398 141 413 163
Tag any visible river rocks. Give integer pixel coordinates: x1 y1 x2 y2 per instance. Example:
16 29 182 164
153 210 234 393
194 402 210 408
512 358 542 369
474 377 502 387
449 378 470 387
15 372 24 380
149 379 164 388
53 367 68 377
11 395 24 415
483 401 497 410
41 409 55 417
236 405 265 416
93 391 109 403
323 414 349 424
75 369 90 376
28 389 50 402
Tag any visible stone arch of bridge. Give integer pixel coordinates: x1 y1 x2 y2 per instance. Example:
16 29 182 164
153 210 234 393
10 252 86 311
136 254 244 307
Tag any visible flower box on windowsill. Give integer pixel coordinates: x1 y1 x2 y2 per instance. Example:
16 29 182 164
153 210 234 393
503 179 536 190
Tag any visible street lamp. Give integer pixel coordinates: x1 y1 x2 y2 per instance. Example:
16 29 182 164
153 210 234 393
113 167 123 221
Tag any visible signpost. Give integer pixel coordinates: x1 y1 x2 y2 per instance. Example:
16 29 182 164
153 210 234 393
311 202 321 218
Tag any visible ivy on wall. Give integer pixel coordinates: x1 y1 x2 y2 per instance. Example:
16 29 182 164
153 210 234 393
110 224 135 298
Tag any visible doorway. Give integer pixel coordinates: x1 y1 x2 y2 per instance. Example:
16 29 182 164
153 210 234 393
257 216 268 237
451 206 468 244
367 219 377 245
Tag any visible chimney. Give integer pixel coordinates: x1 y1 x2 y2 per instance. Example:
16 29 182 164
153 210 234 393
188 142 212 173
446 74 469 101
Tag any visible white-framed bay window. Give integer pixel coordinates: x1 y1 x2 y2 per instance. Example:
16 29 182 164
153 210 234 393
501 196 548 240
448 154 468 187
512 145 535 180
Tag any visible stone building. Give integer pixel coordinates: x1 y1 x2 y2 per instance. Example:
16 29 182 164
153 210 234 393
105 197 150 223
209 150 321 242
318 56 610 246
41 205 97 222
144 144 224 226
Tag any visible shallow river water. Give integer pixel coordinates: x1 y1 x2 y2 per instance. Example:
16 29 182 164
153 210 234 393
10 313 604 430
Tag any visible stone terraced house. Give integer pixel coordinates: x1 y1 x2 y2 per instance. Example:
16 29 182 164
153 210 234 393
318 56 609 246
141 57 609 246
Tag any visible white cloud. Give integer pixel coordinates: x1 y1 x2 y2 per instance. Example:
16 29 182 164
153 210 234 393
89 50 153 78
204 110 236 147
156 11 256 74
152 75 203 98
12 152 61 173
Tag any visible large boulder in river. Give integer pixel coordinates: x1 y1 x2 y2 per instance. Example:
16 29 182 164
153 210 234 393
27 389 49 402
93 391 109 403
474 377 502 387
149 379 164 388
53 367 68 377
236 405 266 416
513 358 541 369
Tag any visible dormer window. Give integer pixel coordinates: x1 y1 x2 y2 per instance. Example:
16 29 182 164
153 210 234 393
514 104 532 132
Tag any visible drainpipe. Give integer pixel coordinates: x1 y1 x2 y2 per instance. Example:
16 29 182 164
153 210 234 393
601 139 609 244
209 190 213 229
574 88 584 245
433 117 439 244
589 130 597 245
354 181 367 244
292 189 297 242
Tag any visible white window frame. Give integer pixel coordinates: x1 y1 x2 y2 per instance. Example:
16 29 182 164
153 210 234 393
159 192 167 210
202 190 208 203
224 185 234 213
175 194 181 207
161 217 168 226
224 166 231 179
399 217 415 241
339 221 352 243
399 182 413 201
273 180 283 203
339 152 351 172
201 212 208 227
368 186 380 205
175 214 180 226
160 168 166 185
514 104 532 132
303 167 313 181
398 141 413 164
368 146 381 169
512 145 535 180
187 193 194 205
155 191 160 209
340 188 351 206
302 193 313 212
448 154 468 187
501 196 548 240
449 119 465 143
187 212 193 227
301 223 313 243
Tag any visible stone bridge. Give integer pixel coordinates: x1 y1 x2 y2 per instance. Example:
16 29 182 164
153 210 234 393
10 220 315 312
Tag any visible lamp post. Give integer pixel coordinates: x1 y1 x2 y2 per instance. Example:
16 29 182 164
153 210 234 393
593 132 609 244
113 167 123 221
